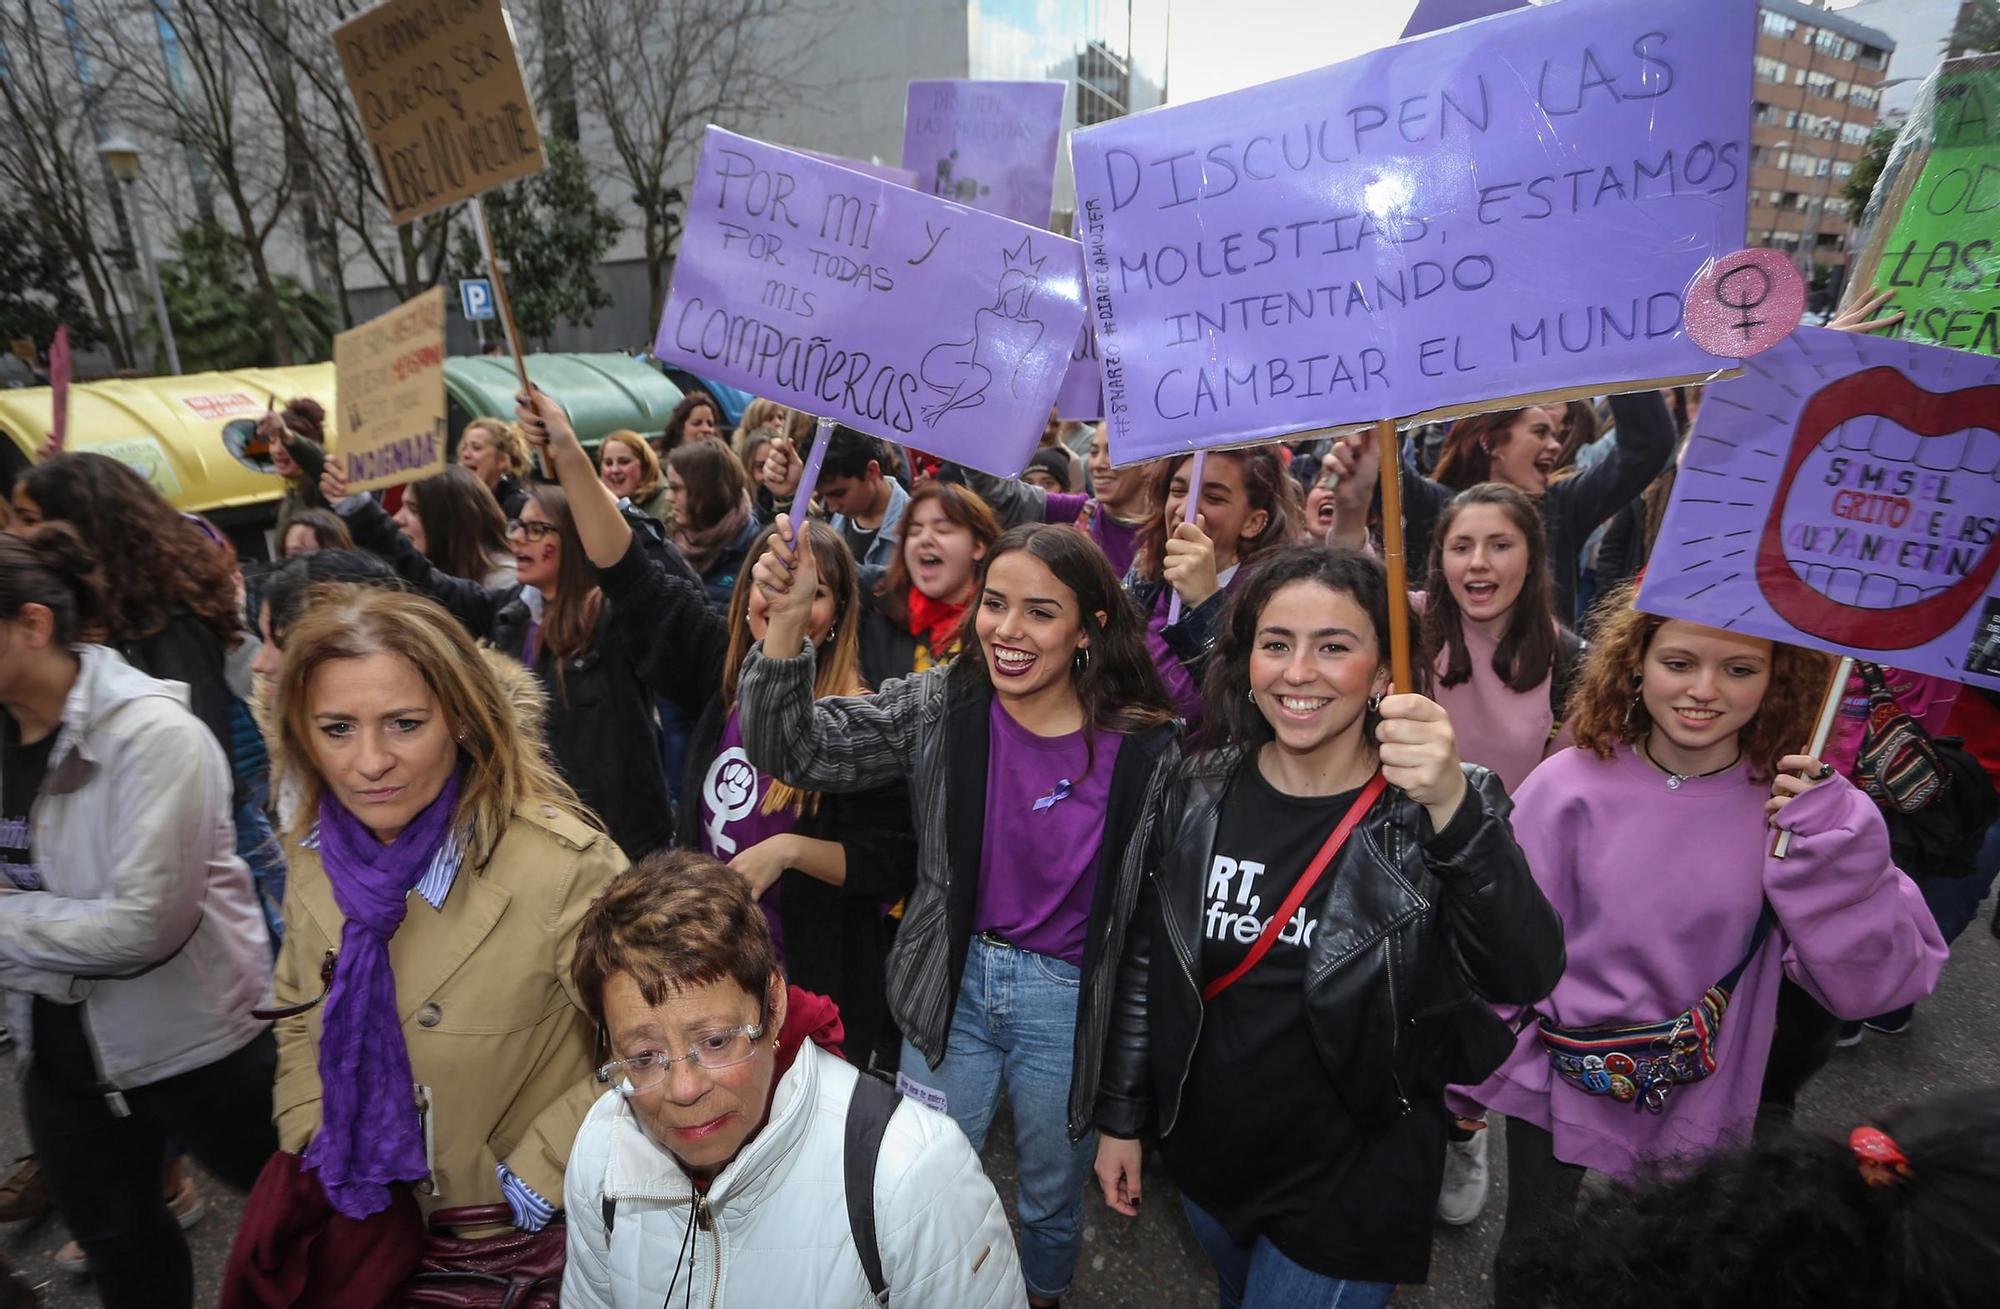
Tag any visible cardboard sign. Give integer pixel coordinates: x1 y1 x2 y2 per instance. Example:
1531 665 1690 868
902 80 1066 225
333 288 448 492
1070 0 1750 462
1639 326 2000 690
653 128 1086 477
1866 60 1999 356
334 0 545 226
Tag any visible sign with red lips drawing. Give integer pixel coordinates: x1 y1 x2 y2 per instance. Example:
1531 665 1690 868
1640 325 2000 689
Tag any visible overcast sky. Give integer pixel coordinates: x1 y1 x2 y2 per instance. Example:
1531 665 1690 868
1166 2 1430 103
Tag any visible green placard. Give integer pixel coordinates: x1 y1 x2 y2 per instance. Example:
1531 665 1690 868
1871 66 2000 355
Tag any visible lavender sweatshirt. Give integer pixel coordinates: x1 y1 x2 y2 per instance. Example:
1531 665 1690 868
1460 743 1946 1178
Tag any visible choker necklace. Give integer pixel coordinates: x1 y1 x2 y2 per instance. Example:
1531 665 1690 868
1643 739 1741 790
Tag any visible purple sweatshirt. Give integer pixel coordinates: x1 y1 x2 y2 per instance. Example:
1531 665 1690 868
1040 492 1144 579
1458 743 1945 1179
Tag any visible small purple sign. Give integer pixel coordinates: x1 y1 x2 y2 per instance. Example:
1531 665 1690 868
1071 0 1752 463
1639 326 2000 690
1401 0 1527 39
1055 216 1103 419
902 80 1066 226
654 128 1086 476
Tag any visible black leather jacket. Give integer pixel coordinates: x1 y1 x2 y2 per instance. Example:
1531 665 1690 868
1096 748 1565 1139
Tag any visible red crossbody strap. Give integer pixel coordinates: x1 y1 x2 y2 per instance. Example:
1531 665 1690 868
1202 772 1388 1003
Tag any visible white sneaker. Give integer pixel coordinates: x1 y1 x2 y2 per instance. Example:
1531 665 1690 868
1436 1128 1490 1226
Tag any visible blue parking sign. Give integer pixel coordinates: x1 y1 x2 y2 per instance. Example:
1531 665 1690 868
459 278 496 321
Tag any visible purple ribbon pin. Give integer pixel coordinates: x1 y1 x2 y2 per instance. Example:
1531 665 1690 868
1032 779 1074 813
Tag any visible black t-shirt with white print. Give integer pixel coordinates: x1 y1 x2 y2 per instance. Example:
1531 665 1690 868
1158 759 1448 1286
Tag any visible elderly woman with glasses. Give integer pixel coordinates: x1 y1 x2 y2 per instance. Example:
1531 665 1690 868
316 461 679 860
563 851 1024 1309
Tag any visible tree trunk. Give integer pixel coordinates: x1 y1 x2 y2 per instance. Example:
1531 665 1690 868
224 183 296 365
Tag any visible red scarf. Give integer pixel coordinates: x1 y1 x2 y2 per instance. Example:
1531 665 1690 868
906 589 967 655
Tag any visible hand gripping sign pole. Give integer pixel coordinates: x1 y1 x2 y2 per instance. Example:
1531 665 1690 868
1164 451 1205 627
1772 655 1852 860
787 417 837 544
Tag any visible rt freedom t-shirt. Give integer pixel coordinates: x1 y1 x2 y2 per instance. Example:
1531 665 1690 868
1159 760 1449 1285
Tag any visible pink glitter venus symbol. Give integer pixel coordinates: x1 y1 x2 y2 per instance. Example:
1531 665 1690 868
1683 249 1808 359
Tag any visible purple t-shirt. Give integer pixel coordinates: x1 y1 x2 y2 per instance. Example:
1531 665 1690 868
1146 586 1203 730
972 700 1122 965
1040 492 1143 580
699 709 800 958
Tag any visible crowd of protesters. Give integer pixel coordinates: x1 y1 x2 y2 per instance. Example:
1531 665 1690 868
0 284 1994 1309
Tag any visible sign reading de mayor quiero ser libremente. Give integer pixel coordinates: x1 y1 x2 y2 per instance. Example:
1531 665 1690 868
334 287 448 494
1069 0 1753 463
334 0 546 226
652 128 1087 479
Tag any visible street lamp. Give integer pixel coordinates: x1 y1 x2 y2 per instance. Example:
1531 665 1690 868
99 135 181 376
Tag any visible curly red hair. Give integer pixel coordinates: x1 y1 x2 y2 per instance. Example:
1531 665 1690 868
1565 581 1832 781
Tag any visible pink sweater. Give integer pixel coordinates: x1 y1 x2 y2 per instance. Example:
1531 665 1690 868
1411 593 1555 794
1460 743 1946 1178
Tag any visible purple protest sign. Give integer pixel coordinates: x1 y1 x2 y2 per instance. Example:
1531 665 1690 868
1401 0 1526 39
1055 317 1102 420
902 80 1066 226
797 149 918 190
654 128 1086 476
1071 0 1751 464
1638 326 2000 690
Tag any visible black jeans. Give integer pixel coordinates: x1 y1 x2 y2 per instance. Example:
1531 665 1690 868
24 1026 278 1309
1491 1116 1587 1308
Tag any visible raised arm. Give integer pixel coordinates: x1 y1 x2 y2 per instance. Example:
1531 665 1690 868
947 462 1088 529
516 389 632 570
1550 389 1675 540
321 462 510 638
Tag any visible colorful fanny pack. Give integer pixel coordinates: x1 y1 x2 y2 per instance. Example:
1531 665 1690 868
1538 905 1773 1113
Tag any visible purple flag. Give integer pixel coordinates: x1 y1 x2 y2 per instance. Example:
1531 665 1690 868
654 128 1086 476
1401 0 1527 39
1070 0 1752 464
1639 326 2000 690
902 80 1066 225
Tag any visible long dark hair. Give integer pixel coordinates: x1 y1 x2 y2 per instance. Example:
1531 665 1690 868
948 524 1175 735
410 466 510 581
1199 545 1394 752
666 439 748 534
1503 1087 2000 1308
0 523 105 644
22 453 241 646
1136 447 1299 581
1433 407 1533 490
1419 483 1561 695
523 483 602 673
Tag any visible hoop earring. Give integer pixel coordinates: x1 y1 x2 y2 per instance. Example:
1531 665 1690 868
1246 687 1256 703
1624 689 1643 730
1072 646 1091 674
1366 692 1383 713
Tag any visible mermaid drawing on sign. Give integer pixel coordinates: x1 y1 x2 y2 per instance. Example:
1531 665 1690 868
918 236 1049 428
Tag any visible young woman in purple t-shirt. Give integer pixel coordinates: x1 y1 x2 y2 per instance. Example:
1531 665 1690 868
1469 583 1947 1306
739 518 1178 1309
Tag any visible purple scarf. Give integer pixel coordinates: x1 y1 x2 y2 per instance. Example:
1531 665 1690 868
304 764 463 1219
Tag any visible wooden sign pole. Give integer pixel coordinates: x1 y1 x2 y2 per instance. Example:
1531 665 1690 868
1375 417 1413 693
1772 654 1852 859
471 195 531 395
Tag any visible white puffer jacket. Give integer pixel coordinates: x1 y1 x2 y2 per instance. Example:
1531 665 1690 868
0 646 272 1088
563 1041 1023 1308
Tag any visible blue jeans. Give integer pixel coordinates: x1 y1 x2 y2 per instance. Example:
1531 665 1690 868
1182 1197 1395 1309
897 935 1093 1300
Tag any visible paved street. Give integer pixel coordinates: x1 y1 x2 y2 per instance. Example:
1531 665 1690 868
2 904 1994 1307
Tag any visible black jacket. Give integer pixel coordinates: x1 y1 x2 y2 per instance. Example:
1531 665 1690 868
1400 390 1675 624
597 536 920 1053
1097 749 1564 1140
341 498 676 860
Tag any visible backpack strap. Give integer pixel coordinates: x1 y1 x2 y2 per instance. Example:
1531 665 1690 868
845 1072 901 1305
1550 625 1585 727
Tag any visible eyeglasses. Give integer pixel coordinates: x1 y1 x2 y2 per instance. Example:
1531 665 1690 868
506 518 557 542
596 1021 767 1093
